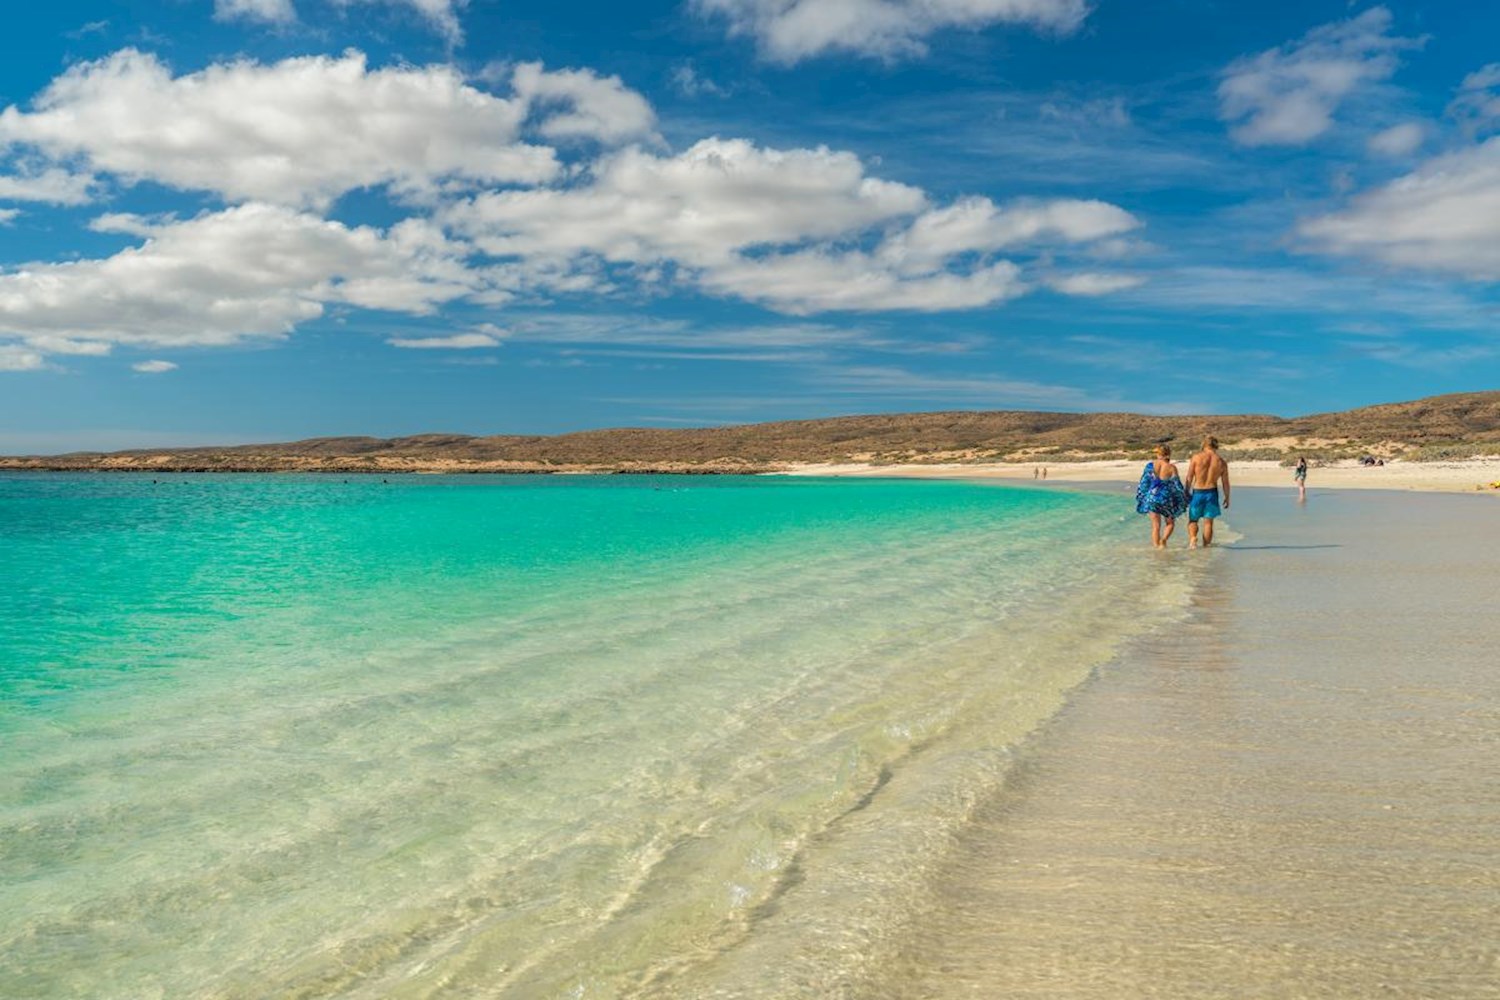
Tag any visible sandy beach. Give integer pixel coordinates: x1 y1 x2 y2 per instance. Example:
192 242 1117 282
785 456 1500 493
862 486 1500 997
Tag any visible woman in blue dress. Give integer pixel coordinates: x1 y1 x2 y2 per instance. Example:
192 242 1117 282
1135 444 1188 548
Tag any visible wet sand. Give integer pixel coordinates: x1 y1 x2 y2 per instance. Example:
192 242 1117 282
873 487 1500 998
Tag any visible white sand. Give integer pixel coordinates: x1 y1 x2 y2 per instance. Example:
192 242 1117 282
783 457 1500 493
875 487 1500 998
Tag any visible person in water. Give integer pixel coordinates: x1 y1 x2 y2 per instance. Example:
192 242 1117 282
1135 444 1188 548
1294 456 1308 502
1184 435 1230 548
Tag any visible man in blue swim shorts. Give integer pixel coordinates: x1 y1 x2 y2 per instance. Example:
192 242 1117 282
1188 485 1221 521
1184 434 1230 548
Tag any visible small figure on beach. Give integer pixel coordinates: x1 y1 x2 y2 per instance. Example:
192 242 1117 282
1184 435 1230 548
1294 456 1308 501
1135 444 1188 548
1041 467 1048 480
1033 467 1040 479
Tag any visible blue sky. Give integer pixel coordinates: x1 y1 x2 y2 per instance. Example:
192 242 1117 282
2 0 1499 450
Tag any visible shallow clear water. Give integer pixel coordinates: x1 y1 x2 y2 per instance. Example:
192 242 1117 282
0 473 1194 998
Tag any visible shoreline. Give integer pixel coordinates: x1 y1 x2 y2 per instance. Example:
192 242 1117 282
780 456 1500 493
6 457 1500 493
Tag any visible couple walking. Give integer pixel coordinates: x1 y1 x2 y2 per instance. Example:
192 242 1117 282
1134 436 1231 548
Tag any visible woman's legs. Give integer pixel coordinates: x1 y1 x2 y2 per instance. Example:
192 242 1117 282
1160 515 1176 546
1149 512 1162 547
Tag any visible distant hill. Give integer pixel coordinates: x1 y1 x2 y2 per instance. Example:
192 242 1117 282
4 391 1499 473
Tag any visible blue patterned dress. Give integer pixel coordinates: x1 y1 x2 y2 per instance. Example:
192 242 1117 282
1135 461 1188 518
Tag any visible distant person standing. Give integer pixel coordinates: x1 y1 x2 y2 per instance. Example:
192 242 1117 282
1041 467 1048 480
1184 435 1230 548
1294 456 1308 502
1135 444 1188 548
1034 467 1040 479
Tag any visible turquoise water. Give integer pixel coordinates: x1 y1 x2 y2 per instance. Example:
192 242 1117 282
1 473 1195 998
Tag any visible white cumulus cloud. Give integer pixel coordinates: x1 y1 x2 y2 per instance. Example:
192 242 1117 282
1448 63 1500 136
335 0 468 44
388 330 503 348
0 203 478 349
449 138 928 266
671 63 727 98
447 139 1138 313
27 336 112 355
0 48 1148 343
132 359 179 373
0 344 46 371
214 0 296 24
877 197 1140 274
1367 122 1425 158
1219 7 1422 147
701 252 1027 313
0 167 98 205
1300 137 1500 280
512 62 658 145
0 49 555 208
1045 272 1145 296
0 209 17 226
215 0 467 41
693 0 1089 63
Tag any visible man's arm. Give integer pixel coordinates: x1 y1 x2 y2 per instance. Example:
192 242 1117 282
1220 461 1230 508
1183 454 1197 493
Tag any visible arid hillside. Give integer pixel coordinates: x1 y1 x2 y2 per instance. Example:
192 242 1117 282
4 391 1499 473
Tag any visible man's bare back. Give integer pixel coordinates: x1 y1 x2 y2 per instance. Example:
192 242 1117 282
1185 436 1230 547
1187 450 1228 492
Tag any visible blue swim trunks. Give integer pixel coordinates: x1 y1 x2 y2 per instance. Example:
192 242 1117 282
1188 488 1221 521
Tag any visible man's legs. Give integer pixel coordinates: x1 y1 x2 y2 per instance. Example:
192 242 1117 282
1187 489 1218 548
